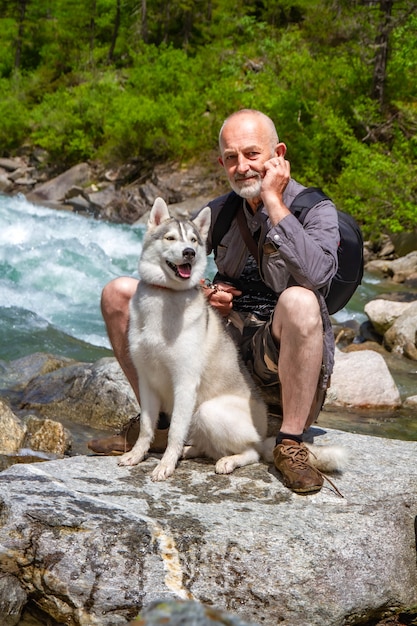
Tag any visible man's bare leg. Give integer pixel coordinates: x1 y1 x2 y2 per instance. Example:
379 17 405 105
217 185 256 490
271 286 325 493
101 276 140 401
272 286 323 434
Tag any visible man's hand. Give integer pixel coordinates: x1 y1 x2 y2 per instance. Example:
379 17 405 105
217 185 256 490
202 281 242 317
261 156 291 225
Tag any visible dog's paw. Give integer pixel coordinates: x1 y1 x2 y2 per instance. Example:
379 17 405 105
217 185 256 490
215 456 238 474
151 461 175 481
118 451 144 467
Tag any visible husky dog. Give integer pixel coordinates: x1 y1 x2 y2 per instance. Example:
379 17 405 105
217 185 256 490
118 198 347 483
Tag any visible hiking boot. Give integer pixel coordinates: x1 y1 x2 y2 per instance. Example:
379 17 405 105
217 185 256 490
273 439 324 494
87 413 169 455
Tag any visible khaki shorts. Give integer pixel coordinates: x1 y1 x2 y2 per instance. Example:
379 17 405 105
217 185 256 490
226 310 327 423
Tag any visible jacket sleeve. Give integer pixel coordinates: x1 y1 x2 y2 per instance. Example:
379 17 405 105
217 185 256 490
264 199 339 292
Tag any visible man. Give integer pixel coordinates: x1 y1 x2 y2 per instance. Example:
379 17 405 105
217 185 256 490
88 109 339 494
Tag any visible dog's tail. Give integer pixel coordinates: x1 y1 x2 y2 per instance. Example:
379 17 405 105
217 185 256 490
262 437 349 473
304 442 349 473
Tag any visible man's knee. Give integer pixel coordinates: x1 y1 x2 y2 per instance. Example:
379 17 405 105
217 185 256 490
273 287 321 337
101 277 139 318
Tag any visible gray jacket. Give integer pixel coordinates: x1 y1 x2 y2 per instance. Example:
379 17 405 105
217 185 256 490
205 178 340 382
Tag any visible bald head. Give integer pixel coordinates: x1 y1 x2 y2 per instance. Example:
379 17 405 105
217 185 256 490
219 109 279 153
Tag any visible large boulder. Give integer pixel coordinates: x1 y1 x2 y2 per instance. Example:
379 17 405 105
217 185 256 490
325 348 401 409
364 299 414 336
364 299 417 361
26 163 92 207
0 352 75 392
20 357 138 430
0 399 71 462
0 429 416 626
383 300 417 360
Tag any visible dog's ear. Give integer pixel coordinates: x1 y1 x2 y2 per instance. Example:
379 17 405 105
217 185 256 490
192 206 211 241
148 198 170 229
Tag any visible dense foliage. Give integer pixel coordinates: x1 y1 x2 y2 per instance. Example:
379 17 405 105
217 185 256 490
1 0 416 238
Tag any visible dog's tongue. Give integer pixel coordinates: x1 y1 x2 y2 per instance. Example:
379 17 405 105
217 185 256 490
177 263 192 279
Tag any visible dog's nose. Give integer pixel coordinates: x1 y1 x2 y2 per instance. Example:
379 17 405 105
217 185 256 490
182 247 195 261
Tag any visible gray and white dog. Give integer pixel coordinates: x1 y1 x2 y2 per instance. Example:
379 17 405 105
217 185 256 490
118 198 347 482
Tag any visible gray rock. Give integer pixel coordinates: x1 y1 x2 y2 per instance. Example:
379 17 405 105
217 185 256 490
384 300 417 360
389 250 417 275
403 395 417 407
8 167 28 181
0 574 27 626
0 429 416 625
13 176 37 186
364 299 413 335
64 193 92 213
326 349 401 408
0 157 26 172
0 173 14 192
366 250 417 283
27 163 92 204
139 180 162 206
0 352 75 392
364 297 417 361
88 184 119 211
0 400 26 453
20 357 138 429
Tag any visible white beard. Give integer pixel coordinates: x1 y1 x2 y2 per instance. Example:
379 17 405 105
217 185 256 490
230 172 262 199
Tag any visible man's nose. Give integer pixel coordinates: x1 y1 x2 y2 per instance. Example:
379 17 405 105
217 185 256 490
236 154 250 172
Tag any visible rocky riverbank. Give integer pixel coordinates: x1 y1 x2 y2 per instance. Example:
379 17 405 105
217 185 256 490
0 154 226 226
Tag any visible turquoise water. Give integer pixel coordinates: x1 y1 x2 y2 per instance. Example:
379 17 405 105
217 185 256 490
0 193 144 361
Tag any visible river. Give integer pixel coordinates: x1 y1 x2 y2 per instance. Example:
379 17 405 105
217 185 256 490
0 193 416 441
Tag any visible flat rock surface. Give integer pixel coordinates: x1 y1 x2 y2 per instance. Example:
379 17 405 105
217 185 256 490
0 428 416 625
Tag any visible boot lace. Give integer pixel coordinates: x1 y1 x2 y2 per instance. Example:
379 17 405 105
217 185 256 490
281 442 344 498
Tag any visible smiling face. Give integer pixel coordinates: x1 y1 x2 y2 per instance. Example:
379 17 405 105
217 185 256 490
218 110 285 202
138 198 211 291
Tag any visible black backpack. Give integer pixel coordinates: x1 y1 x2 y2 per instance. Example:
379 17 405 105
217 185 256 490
211 188 364 315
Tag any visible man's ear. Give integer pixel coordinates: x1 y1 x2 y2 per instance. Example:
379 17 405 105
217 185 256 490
218 156 224 167
275 142 287 158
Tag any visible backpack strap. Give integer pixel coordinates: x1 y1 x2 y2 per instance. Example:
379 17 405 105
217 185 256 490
236 204 260 263
289 187 330 222
210 191 242 259
211 192 261 263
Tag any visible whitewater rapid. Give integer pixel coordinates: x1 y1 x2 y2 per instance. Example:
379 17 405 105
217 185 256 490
0 193 145 361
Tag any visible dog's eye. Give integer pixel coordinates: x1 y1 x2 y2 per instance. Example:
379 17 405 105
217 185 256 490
165 235 176 241
190 236 197 243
